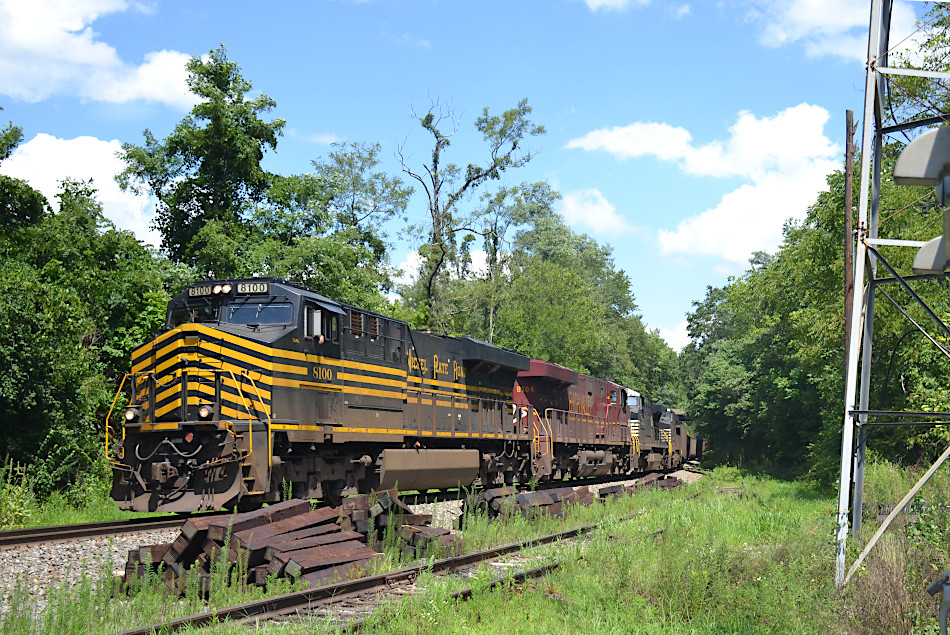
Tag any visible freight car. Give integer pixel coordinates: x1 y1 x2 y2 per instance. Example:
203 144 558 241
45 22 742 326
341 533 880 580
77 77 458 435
107 278 699 512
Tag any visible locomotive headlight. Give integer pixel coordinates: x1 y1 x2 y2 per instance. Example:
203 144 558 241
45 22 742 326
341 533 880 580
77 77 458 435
212 284 223 294
124 407 140 422
221 283 232 294
197 405 213 420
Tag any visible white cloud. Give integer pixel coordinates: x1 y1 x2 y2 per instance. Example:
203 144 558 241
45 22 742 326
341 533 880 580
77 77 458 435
394 33 432 49
309 132 344 145
1 133 160 246
567 104 836 181
567 103 839 267
567 122 693 162
673 4 691 19
746 0 919 62
0 0 193 107
559 188 638 235
469 249 488 276
393 250 423 287
657 320 690 352
286 129 344 145
579 0 649 11
393 248 489 287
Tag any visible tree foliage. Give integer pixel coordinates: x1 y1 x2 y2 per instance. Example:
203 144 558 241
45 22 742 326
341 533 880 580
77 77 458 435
119 51 408 309
680 145 950 481
398 99 545 331
118 45 285 267
430 180 680 401
0 109 196 498
0 176 194 496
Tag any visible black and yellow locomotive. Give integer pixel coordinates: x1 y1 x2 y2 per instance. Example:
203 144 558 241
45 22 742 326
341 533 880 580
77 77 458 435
108 278 533 512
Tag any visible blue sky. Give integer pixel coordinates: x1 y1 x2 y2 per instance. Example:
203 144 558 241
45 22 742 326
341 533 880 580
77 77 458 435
0 0 925 350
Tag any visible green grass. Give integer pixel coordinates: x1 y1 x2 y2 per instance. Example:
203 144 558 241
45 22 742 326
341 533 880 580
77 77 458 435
337 473 845 635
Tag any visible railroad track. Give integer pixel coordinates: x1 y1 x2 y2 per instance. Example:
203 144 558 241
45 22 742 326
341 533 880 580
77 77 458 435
399 471 669 506
0 514 225 551
0 475 660 551
0 473 665 551
117 514 658 635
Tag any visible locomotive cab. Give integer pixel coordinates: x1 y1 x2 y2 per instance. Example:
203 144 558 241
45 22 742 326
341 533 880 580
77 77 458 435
108 278 349 512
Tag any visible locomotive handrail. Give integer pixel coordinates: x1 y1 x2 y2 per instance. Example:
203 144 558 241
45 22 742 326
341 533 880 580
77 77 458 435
539 408 557 456
530 408 541 456
629 422 641 454
660 428 673 456
223 369 257 464
104 373 132 465
542 406 625 445
242 371 274 468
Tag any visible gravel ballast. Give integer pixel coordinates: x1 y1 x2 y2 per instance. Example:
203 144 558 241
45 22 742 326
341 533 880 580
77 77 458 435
0 528 178 613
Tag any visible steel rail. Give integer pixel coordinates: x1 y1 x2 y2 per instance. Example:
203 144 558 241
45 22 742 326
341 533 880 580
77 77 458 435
115 514 638 635
339 562 565 632
2 472 672 551
0 513 225 551
400 470 674 506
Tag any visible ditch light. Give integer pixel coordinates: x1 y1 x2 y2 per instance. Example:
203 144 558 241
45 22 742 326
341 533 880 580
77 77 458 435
894 126 950 274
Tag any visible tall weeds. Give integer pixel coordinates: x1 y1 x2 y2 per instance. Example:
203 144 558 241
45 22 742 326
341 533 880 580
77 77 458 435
0 458 35 529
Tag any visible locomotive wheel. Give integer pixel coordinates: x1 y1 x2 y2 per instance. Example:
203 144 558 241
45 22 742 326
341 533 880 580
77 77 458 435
322 479 345 506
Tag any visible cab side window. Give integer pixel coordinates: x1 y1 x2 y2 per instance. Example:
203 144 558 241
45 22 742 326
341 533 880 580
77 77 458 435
325 313 339 342
304 305 322 339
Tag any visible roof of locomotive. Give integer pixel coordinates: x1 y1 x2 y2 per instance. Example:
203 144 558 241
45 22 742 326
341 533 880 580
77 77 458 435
172 277 530 370
409 331 530 372
517 359 579 385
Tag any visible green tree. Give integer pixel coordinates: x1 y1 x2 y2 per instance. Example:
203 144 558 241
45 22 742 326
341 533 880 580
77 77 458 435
314 141 413 265
398 98 545 331
680 146 949 479
178 143 410 310
117 45 285 267
1 128 196 497
1 107 23 162
444 182 560 343
444 187 680 401
0 107 46 238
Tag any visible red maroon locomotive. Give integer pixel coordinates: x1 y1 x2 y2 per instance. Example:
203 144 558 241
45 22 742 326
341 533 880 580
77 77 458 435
513 359 697 484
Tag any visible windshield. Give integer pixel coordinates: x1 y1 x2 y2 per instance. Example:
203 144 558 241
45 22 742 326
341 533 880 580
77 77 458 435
226 302 294 325
169 303 219 327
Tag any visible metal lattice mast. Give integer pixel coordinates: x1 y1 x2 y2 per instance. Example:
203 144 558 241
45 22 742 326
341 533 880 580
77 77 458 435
837 0 950 588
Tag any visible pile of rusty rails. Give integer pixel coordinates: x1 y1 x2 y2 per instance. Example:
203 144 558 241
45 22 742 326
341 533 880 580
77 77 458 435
124 490 464 595
117 515 648 635
597 473 683 499
0 514 225 551
462 485 595 520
